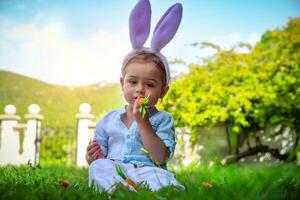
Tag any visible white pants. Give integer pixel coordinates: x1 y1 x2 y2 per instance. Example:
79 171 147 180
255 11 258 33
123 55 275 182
89 159 185 193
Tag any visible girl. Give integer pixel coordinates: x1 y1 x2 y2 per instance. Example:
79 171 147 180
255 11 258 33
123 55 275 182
86 0 184 193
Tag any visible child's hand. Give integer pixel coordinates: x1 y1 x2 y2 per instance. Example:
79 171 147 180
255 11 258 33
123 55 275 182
86 139 104 165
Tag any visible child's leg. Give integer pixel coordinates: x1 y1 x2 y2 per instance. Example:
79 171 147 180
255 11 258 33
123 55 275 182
89 159 123 193
127 166 185 191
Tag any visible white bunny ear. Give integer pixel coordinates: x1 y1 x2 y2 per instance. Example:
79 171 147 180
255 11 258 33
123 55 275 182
129 0 151 50
151 3 183 51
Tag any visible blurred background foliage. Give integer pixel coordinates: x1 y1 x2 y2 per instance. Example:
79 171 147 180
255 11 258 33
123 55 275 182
160 17 300 164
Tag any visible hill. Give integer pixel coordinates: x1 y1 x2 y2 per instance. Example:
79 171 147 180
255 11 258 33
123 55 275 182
0 70 125 128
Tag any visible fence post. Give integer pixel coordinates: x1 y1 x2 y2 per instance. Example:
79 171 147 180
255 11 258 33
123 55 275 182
24 104 43 165
0 105 21 165
76 103 94 167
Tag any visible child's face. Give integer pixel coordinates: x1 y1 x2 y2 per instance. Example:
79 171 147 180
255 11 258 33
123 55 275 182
120 62 168 108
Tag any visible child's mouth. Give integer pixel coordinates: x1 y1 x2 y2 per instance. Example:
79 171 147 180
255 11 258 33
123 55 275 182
133 96 145 100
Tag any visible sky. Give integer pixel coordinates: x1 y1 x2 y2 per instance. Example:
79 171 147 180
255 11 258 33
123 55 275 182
0 0 299 86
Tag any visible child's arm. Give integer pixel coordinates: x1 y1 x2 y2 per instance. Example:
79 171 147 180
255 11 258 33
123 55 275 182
86 119 108 165
134 98 169 165
137 121 169 165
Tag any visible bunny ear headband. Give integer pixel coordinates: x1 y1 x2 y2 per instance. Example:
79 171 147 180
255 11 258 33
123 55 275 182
121 0 183 85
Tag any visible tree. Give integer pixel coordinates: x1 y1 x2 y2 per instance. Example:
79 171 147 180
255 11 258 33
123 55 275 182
160 18 300 163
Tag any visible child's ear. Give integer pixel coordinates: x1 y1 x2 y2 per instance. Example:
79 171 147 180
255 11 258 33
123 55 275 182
160 85 169 98
120 77 124 91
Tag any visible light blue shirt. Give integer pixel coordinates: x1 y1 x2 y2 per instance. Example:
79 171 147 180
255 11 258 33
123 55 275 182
94 106 176 169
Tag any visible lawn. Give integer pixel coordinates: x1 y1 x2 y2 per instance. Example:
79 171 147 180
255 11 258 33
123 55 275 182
0 163 299 200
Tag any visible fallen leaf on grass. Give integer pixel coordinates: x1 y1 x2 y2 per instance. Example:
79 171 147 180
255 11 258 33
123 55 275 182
59 179 70 188
221 159 227 166
202 182 213 189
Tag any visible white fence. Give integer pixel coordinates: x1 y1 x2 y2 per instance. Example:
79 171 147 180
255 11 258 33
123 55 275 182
0 104 43 165
0 103 200 167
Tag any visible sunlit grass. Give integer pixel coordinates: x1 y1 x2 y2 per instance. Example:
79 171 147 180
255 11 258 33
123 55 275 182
0 163 299 200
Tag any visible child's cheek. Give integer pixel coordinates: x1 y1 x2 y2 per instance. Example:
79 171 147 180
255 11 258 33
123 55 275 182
149 98 158 107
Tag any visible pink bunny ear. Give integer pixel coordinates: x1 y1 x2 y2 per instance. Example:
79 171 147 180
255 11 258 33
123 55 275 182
151 3 183 51
129 0 151 50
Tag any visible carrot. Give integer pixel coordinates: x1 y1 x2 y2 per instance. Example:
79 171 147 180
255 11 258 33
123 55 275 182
115 164 141 192
137 96 149 119
125 178 141 192
138 97 144 106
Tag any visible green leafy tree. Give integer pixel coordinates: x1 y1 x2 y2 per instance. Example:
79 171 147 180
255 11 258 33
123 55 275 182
161 18 300 163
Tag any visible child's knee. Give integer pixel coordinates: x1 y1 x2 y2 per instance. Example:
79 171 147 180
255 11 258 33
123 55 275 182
89 158 114 174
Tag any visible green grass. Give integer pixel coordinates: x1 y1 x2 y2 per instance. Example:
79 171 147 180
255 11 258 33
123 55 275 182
0 163 299 200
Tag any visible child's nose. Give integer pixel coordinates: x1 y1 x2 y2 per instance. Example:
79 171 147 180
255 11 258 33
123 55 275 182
136 83 145 95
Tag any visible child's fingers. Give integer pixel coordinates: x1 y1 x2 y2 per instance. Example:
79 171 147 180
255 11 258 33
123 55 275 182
91 149 99 159
133 95 141 113
88 145 101 157
88 146 100 156
87 141 99 151
135 95 139 106
87 142 96 151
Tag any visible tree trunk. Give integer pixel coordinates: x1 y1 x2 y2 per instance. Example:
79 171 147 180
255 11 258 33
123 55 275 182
225 122 232 154
223 144 297 165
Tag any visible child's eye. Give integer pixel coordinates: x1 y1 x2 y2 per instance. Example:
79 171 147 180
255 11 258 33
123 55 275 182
129 80 137 84
147 84 155 88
